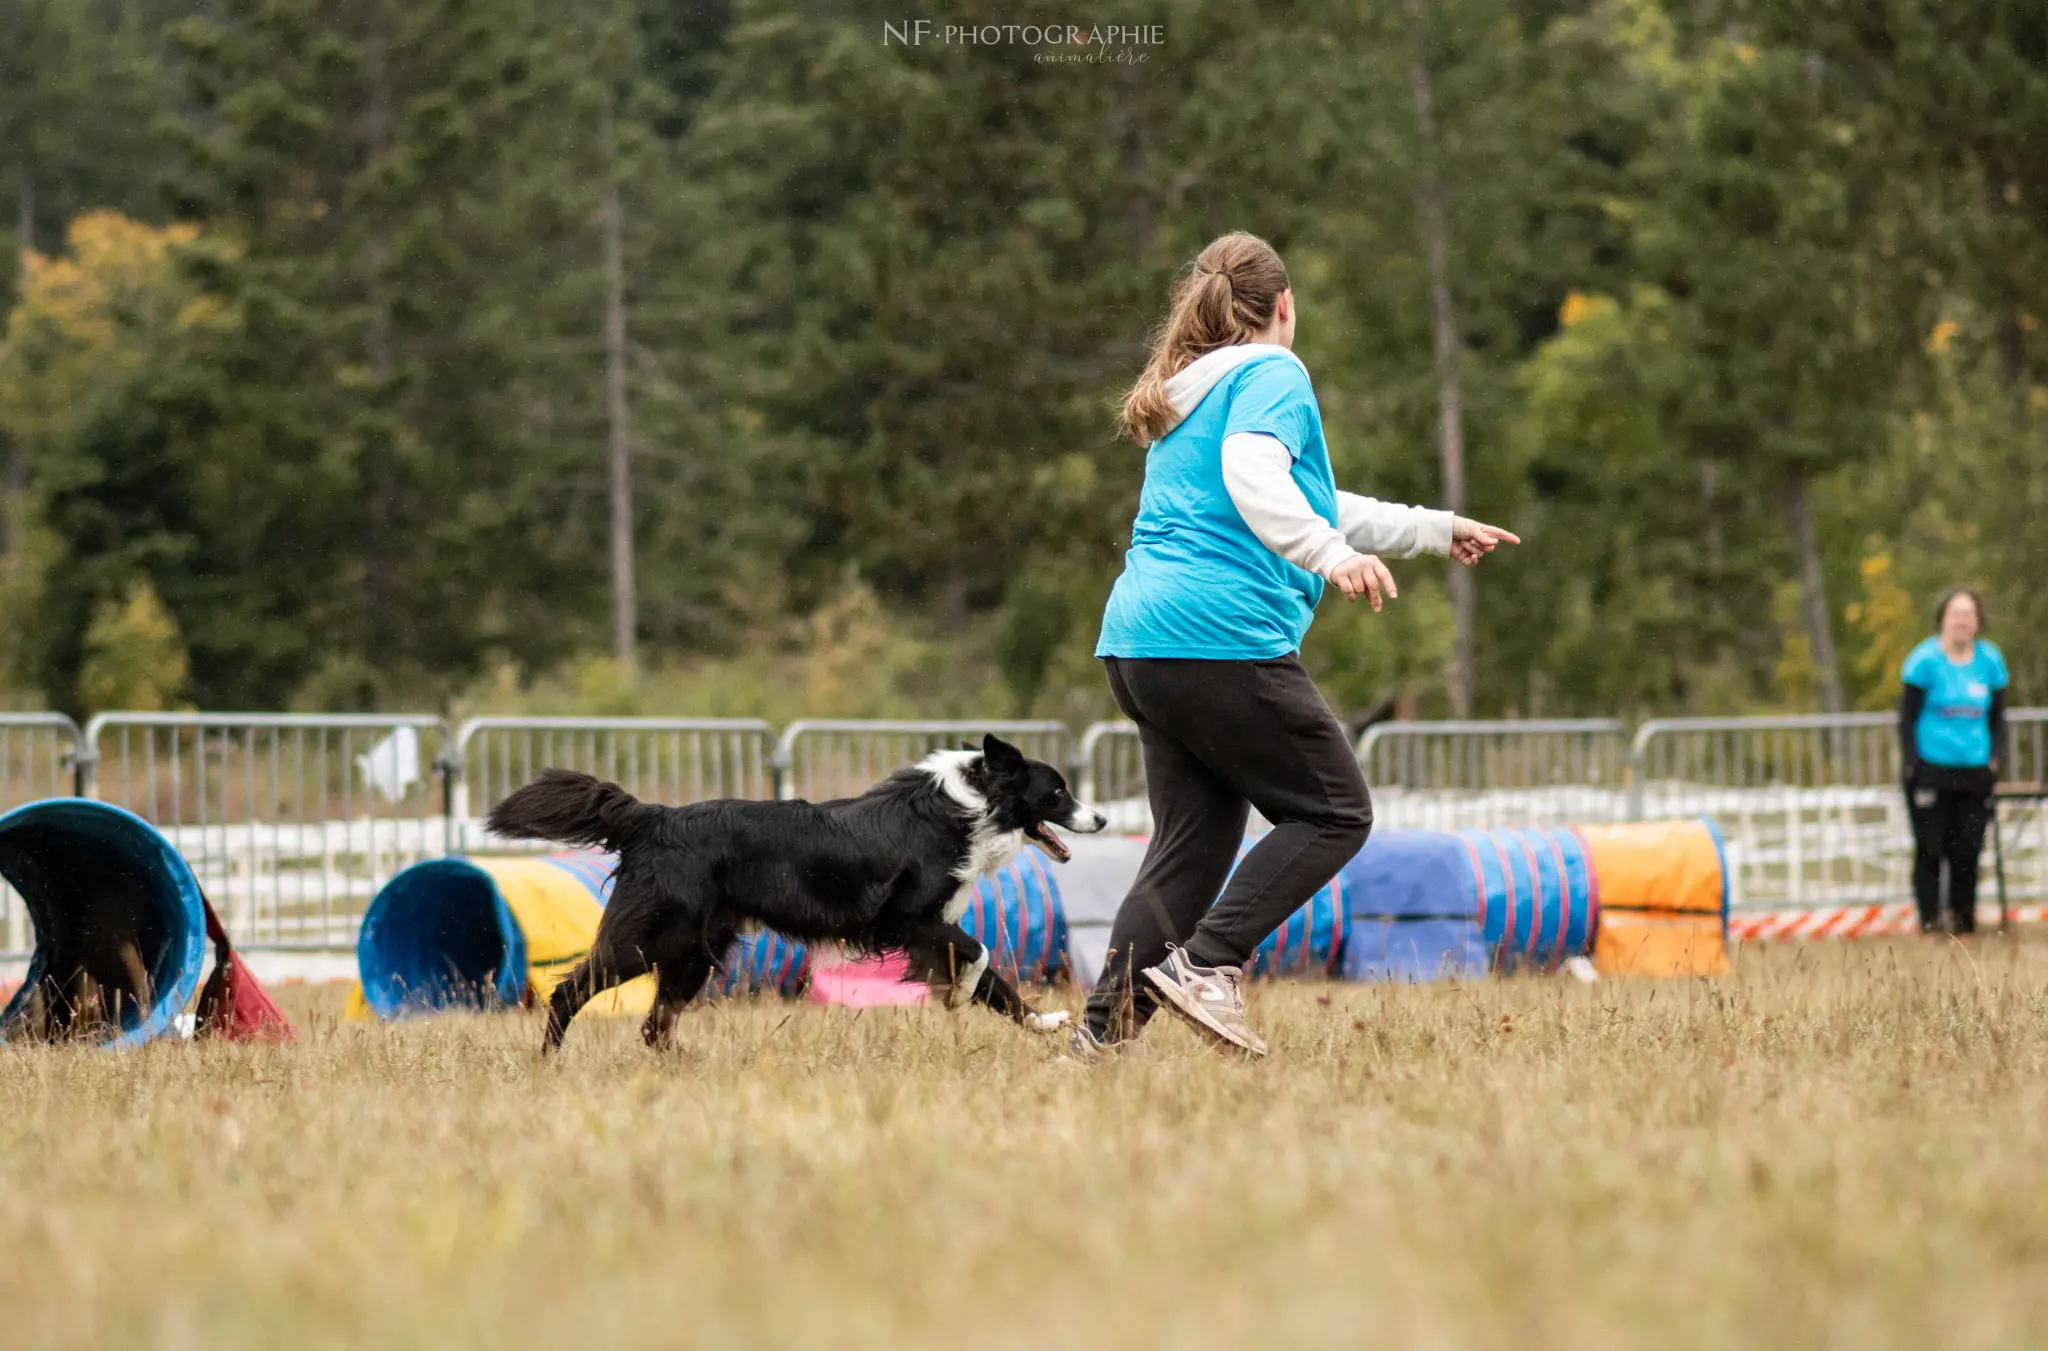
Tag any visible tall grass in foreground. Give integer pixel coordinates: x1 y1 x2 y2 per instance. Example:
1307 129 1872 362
3 938 2048 1350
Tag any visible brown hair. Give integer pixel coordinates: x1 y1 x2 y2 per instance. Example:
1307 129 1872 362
1120 232 1291 446
1934 587 1988 632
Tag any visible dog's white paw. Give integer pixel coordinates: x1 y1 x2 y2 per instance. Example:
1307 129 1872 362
946 946 990 1010
1025 1009 1070 1033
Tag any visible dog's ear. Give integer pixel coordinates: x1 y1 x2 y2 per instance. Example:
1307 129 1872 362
981 733 1025 774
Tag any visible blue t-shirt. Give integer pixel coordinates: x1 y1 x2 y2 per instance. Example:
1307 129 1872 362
1902 637 2008 768
1096 355 1337 659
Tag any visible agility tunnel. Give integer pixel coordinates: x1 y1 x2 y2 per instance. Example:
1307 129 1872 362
1459 828 1600 973
348 820 1729 1016
1339 831 1490 983
947 846 1071 983
1577 820 1728 977
0 798 208 1047
351 851 811 1020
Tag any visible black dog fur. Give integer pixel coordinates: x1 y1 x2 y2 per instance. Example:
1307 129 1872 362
485 735 1106 1052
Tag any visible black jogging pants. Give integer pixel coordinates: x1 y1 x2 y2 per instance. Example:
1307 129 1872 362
1906 772 1994 934
1084 655 1372 1039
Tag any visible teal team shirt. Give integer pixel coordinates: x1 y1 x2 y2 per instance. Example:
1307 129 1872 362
1902 637 2008 768
1097 354 1337 660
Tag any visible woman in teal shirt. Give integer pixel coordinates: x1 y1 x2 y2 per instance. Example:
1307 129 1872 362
1898 587 2008 935
1074 232 1517 1057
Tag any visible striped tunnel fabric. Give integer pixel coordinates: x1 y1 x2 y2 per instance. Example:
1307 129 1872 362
1339 830 1489 983
533 851 617 904
1577 819 1728 977
712 929 810 998
1550 828 1599 955
952 846 1070 983
1457 828 1600 972
1230 833 1346 979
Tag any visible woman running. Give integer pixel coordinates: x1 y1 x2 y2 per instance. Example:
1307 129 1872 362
1073 229 1523 1056
1074 231 1518 1058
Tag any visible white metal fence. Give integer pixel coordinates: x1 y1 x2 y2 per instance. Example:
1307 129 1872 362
77 712 451 949
1631 711 2048 915
1628 715 1900 912
1359 719 1631 832
446 717 776 853
3 708 2046 955
1343 712 2048 917
1077 721 1148 833
773 720 1072 802
0 713 84 952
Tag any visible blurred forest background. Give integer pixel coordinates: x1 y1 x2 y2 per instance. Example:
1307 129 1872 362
1 0 2044 728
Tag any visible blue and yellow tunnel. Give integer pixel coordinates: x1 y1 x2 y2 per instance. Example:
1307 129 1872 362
349 851 807 1020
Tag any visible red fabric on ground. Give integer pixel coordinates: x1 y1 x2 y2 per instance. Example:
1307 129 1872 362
194 894 298 1043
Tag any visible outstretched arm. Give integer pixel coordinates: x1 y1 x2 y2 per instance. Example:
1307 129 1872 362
1334 490 1453 559
1222 433 1517 608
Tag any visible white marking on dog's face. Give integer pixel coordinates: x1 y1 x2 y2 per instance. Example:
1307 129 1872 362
918 748 1027 885
1060 802 1108 835
1024 1009 1070 1032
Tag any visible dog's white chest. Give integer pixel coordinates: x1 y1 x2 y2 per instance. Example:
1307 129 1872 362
944 827 1026 922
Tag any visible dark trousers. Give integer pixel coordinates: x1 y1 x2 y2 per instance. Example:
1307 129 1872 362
1084 656 1372 1039
1906 776 1993 934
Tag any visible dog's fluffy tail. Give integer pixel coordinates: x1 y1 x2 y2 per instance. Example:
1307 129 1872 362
486 769 655 852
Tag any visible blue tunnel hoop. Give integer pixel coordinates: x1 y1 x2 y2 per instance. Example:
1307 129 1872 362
0 798 209 1047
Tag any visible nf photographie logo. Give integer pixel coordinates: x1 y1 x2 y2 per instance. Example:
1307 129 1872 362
882 20 1165 64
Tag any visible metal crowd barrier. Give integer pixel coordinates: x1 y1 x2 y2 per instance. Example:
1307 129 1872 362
774 720 1072 802
1077 721 1148 833
77 712 449 950
1357 719 1631 832
2000 711 2048 915
1082 717 1633 837
3 706 2045 957
0 712 85 954
1621 712 2046 914
2006 709 2048 788
446 716 777 852
1627 714 1901 911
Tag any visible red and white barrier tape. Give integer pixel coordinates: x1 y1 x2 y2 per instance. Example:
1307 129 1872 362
1730 903 2048 941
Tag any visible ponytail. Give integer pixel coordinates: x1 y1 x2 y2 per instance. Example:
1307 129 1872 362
1121 232 1290 446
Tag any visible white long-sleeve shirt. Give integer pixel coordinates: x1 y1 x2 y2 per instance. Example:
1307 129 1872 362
1222 433 1453 578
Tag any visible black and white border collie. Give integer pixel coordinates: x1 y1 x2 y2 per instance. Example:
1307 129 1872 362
485 735 1108 1053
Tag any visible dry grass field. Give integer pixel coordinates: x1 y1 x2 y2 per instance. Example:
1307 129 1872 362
5 939 2048 1350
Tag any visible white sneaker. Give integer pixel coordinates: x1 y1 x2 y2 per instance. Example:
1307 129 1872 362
1141 946 1267 1057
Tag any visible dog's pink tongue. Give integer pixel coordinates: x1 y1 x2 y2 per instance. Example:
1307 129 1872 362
1031 826 1071 862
